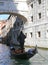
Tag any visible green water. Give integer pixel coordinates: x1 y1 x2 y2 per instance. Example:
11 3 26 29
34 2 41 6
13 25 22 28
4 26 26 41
0 44 48 65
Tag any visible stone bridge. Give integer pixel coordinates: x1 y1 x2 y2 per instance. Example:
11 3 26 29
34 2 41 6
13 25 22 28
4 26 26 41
0 0 29 21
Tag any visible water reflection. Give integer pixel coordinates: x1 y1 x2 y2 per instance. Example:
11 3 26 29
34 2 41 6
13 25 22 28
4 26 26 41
0 44 30 65
0 44 48 65
0 44 13 65
13 59 30 65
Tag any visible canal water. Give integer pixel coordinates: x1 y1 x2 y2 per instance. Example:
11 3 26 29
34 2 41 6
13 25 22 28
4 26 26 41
0 44 48 65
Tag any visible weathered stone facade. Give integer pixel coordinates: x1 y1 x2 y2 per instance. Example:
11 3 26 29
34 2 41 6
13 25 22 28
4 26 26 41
24 0 48 48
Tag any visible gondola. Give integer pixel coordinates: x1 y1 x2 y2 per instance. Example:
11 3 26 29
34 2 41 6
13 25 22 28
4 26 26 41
10 31 38 60
10 46 37 60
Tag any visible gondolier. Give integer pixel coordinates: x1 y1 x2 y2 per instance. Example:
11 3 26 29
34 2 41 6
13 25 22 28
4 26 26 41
17 31 26 52
10 31 38 60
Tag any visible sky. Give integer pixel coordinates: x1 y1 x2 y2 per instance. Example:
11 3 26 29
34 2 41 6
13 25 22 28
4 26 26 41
0 14 10 20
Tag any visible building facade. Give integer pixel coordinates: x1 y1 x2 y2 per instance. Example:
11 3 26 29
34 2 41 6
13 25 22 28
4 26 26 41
23 0 48 48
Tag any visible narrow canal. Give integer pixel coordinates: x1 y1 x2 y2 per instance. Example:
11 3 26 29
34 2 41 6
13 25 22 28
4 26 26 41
0 44 48 65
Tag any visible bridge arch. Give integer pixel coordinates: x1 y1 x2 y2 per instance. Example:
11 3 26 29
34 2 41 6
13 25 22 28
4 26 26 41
0 12 27 22
0 0 28 22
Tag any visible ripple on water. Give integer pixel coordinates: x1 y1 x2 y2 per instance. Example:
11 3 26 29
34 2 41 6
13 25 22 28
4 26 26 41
0 44 48 65
0 44 11 65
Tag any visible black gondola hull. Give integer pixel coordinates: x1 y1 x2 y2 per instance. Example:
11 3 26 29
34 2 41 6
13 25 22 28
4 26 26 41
11 47 37 60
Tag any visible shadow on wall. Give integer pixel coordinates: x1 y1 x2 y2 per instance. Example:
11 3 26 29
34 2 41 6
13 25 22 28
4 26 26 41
2 16 24 46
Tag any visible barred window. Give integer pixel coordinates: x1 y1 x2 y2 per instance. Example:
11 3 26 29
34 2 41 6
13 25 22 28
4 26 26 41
31 16 33 22
30 32 32 37
38 0 41 4
39 13 41 19
31 4 33 8
38 31 41 37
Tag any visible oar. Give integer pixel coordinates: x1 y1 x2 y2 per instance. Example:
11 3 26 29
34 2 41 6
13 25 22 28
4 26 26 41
35 45 38 53
35 45 48 60
38 52 48 60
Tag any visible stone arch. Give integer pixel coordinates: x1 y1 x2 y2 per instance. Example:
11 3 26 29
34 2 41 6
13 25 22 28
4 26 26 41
0 12 27 22
0 0 28 22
